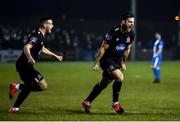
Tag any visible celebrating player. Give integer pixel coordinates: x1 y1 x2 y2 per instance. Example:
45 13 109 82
82 12 135 113
9 16 63 113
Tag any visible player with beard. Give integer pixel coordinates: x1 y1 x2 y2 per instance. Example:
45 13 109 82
82 12 135 113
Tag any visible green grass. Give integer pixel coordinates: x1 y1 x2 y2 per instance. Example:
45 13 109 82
0 61 180 121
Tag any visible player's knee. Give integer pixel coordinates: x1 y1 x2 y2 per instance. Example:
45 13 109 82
41 83 48 91
115 75 124 81
39 81 48 91
112 69 124 81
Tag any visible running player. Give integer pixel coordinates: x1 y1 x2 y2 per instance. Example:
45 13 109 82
9 16 63 113
82 12 135 113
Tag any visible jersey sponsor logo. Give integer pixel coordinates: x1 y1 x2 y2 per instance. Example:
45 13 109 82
105 33 112 40
116 44 126 52
30 37 38 43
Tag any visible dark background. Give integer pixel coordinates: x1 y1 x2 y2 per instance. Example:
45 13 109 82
0 0 179 20
0 0 180 60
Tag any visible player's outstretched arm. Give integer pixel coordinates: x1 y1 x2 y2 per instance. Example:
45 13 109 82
93 41 109 71
42 46 63 61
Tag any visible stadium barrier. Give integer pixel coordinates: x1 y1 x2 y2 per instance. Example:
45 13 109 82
0 50 22 62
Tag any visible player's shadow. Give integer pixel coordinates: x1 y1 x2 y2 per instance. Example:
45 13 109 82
64 109 87 115
5 107 178 117
64 109 177 117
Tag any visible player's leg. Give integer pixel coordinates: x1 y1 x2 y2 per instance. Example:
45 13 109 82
82 60 114 113
9 81 46 113
152 57 161 83
9 79 47 112
85 77 112 103
29 67 47 91
9 83 31 113
38 79 48 91
111 69 124 113
82 75 112 113
9 66 45 112
9 62 27 99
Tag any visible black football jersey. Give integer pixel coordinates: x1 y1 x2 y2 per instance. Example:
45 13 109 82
101 26 135 61
17 29 44 63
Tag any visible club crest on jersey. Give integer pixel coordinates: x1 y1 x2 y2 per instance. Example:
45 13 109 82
126 36 131 43
30 37 38 43
116 38 119 41
116 44 126 52
105 33 112 41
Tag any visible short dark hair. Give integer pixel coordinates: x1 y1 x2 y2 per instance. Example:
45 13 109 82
40 16 52 23
121 11 134 20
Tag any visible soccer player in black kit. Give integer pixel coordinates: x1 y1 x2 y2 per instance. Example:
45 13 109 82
82 12 135 113
8 17 63 113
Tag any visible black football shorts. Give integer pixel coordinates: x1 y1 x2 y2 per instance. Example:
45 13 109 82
100 59 122 80
16 61 43 84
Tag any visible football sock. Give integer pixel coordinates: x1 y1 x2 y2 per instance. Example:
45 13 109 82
86 82 107 103
14 85 31 108
156 69 160 80
13 83 41 108
19 84 24 90
113 80 122 102
113 102 119 105
153 68 160 80
31 84 42 91
15 84 20 90
19 84 42 91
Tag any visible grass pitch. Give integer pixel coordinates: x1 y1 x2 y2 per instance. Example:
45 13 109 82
0 61 180 121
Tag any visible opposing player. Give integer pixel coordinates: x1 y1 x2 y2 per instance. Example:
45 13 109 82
151 32 164 83
82 12 135 113
9 16 63 113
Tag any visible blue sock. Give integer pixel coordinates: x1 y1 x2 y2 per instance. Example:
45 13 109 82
153 69 160 80
156 69 160 80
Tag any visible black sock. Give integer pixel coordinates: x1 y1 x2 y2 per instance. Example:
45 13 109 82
31 84 42 91
13 83 42 108
19 84 24 90
19 83 42 91
86 82 107 103
14 84 31 108
113 80 122 102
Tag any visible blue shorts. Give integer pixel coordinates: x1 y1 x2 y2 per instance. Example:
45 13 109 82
152 56 162 68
